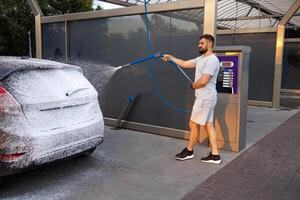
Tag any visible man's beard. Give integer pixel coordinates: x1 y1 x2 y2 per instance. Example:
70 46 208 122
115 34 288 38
199 47 207 54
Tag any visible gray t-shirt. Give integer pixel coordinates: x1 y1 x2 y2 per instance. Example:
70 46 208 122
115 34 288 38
190 54 220 101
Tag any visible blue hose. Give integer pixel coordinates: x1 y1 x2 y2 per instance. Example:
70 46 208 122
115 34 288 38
168 59 193 84
122 52 193 84
120 52 193 113
142 0 192 113
128 52 162 66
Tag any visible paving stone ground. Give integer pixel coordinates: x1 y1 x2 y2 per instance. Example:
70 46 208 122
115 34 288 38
182 111 300 200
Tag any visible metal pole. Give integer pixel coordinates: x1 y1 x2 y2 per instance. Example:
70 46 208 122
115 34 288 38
28 31 32 58
35 14 42 58
272 0 300 108
272 24 285 108
203 0 217 38
65 20 68 62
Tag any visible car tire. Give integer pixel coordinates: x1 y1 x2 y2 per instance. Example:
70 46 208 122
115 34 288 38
82 147 97 156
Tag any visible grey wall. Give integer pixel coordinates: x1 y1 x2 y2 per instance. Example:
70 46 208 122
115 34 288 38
102 12 201 130
282 42 300 90
42 9 203 130
42 22 65 61
216 33 277 102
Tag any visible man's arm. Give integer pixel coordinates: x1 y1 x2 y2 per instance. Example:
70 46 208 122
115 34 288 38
192 56 219 89
192 74 212 89
161 54 195 69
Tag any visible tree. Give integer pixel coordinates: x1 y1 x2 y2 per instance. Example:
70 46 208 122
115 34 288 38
0 0 101 56
38 0 94 16
0 0 34 56
95 5 102 11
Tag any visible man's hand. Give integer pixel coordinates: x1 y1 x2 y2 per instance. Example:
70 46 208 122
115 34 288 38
192 74 212 90
161 54 173 62
191 82 196 90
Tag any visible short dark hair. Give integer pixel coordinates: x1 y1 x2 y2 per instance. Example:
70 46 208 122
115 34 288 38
199 34 215 47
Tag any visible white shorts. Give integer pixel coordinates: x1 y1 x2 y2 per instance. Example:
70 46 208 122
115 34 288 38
190 99 217 125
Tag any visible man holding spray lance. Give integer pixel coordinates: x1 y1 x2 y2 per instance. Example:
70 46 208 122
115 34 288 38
162 34 221 164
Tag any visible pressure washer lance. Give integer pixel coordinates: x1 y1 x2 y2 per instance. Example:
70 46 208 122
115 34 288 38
116 52 193 85
116 52 162 70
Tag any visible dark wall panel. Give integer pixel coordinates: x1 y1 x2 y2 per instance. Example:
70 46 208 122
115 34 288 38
42 23 65 61
102 12 202 130
282 42 300 90
216 33 276 102
43 9 203 130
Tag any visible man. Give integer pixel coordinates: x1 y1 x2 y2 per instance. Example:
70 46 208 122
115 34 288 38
162 34 221 164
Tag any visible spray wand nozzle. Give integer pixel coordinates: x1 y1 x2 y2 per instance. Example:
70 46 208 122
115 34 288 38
117 52 162 69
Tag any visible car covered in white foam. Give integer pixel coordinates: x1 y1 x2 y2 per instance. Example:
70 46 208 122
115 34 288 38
0 57 104 176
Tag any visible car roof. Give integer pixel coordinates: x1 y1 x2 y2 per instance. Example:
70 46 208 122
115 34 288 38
0 56 81 81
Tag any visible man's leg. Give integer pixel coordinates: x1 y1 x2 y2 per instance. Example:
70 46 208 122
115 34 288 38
204 122 218 155
175 120 199 160
186 120 200 151
201 122 221 164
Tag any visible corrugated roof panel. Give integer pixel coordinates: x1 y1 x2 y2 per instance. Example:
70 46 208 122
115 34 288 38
99 0 300 28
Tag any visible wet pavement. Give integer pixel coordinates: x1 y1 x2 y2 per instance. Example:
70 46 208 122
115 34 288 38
0 106 298 200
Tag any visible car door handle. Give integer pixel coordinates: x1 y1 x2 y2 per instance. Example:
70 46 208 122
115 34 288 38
66 87 89 97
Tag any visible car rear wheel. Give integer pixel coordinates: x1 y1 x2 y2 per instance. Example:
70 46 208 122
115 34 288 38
82 147 97 156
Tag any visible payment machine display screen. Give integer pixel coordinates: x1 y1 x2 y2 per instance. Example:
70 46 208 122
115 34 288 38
216 55 239 94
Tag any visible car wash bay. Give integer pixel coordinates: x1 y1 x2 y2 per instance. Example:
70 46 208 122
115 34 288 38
6 0 299 199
